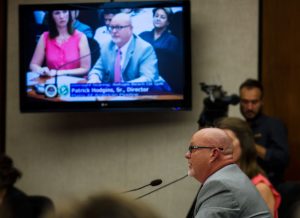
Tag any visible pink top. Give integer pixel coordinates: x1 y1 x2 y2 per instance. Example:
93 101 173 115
43 30 82 70
252 174 281 218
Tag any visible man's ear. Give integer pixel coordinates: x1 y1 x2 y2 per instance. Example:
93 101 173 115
209 148 219 162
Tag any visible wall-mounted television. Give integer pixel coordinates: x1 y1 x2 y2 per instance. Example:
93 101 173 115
19 1 191 112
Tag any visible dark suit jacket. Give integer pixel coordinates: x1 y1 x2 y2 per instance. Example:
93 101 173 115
0 187 34 218
88 34 159 83
0 187 54 218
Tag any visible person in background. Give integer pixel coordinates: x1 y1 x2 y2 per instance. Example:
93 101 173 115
30 10 91 77
215 117 281 218
120 8 153 35
71 10 93 38
139 7 179 53
88 13 158 83
140 7 182 93
0 154 54 218
185 127 271 218
94 9 119 48
0 154 33 218
46 192 161 218
239 78 289 187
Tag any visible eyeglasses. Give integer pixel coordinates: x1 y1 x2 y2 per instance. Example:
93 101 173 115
108 25 131 32
188 145 224 153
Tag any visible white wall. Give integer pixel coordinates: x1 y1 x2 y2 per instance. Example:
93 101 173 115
6 0 259 217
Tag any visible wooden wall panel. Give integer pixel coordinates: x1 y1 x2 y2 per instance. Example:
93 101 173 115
0 0 6 153
262 0 300 181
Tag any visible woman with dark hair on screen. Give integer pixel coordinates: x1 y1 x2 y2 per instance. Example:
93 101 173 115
139 7 179 53
0 154 34 218
215 117 281 218
30 10 91 77
139 7 181 93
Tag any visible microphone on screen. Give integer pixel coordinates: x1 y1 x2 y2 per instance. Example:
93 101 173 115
135 174 188 200
122 179 163 193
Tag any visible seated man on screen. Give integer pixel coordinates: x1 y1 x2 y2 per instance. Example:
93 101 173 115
185 128 272 218
87 13 159 83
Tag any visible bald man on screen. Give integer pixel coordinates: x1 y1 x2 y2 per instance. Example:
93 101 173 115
88 13 158 83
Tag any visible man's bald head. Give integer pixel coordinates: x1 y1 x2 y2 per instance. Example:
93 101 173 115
192 128 234 155
185 128 234 183
111 13 132 25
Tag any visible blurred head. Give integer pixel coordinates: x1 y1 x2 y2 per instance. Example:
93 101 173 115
152 8 173 30
239 79 264 121
100 9 119 27
223 129 242 163
48 10 74 38
0 154 22 190
214 117 264 178
109 13 133 48
80 193 160 218
104 13 115 27
48 192 161 218
70 10 80 21
185 128 234 183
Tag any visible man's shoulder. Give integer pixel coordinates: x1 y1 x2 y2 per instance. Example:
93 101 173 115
96 25 106 31
197 168 247 216
5 187 29 202
197 166 271 218
205 164 259 194
208 164 246 183
95 26 107 34
133 35 153 49
75 20 91 30
101 40 115 52
139 30 152 38
259 114 286 127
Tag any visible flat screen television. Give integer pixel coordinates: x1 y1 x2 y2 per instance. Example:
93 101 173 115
19 1 191 112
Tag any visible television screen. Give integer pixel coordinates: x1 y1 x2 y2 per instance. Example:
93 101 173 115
19 1 191 112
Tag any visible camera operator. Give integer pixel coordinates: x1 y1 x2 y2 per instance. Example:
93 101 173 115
197 83 239 129
239 78 289 188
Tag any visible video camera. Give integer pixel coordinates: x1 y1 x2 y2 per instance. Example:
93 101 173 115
197 82 240 128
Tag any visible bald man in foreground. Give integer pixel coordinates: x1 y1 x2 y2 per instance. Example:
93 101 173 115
185 128 272 218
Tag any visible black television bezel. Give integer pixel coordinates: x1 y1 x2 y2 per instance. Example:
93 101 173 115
19 1 192 112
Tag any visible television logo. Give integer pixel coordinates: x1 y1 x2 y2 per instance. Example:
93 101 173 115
58 85 69 96
44 84 58 98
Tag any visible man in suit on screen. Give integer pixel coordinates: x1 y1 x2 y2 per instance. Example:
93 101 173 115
88 13 158 83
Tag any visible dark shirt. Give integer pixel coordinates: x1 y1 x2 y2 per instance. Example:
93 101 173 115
248 113 289 187
1 187 34 218
139 29 179 53
186 186 202 218
139 29 182 93
1 187 54 218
